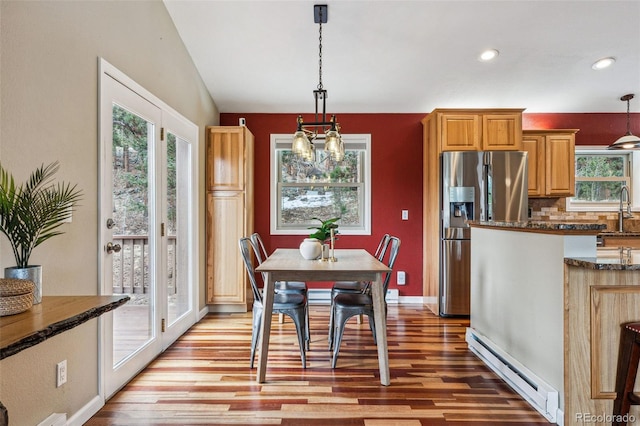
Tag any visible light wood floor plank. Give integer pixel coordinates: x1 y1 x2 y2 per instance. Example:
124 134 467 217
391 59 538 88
86 304 549 425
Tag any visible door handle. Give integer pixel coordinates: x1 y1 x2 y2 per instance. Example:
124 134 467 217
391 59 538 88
106 242 122 254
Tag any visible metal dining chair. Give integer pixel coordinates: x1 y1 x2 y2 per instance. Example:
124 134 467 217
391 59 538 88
328 233 391 349
250 232 310 350
239 237 307 369
330 235 401 368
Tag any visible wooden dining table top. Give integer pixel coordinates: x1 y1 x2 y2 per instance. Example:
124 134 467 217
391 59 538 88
255 248 390 281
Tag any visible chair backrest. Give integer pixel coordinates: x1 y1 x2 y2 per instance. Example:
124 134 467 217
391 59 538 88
381 236 401 294
238 237 263 303
250 232 269 264
374 234 391 261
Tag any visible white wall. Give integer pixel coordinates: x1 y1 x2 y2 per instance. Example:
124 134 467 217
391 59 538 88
0 1 218 424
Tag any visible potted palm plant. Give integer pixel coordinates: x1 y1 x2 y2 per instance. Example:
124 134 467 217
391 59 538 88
0 161 82 303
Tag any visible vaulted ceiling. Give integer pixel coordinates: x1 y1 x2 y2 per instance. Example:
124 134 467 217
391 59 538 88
163 0 640 114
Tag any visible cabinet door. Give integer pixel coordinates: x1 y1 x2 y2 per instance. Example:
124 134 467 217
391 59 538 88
545 134 575 196
439 113 481 151
207 127 245 191
206 192 247 305
482 113 522 150
522 134 545 197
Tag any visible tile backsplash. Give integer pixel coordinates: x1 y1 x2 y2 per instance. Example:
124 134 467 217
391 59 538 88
529 198 640 232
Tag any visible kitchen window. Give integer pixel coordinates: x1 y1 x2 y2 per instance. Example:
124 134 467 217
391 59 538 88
270 134 371 235
567 147 638 211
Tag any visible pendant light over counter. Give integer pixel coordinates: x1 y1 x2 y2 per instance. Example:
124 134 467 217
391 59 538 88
608 94 640 150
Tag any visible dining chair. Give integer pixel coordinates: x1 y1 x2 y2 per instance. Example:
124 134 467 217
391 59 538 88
330 235 401 368
238 237 307 369
250 232 310 350
328 233 391 349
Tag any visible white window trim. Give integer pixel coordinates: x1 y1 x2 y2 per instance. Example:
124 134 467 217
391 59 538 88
270 133 372 235
567 145 640 212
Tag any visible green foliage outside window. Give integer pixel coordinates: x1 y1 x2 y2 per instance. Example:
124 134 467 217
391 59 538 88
573 154 628 203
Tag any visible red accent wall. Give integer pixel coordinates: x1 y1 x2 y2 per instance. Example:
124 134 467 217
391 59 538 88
221 112 639 296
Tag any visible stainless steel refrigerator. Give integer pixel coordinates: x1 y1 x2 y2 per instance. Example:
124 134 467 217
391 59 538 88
440 151 528 316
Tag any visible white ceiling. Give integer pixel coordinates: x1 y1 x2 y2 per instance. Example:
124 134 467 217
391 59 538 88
163 0 640 114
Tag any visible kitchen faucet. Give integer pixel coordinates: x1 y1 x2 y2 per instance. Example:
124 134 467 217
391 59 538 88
618 184 633 232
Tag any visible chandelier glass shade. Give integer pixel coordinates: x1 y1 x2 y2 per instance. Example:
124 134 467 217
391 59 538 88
608 94 640 150
291 5 345 162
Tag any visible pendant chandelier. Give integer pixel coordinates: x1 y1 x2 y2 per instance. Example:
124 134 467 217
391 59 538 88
291 4 344 162
608 94 640 150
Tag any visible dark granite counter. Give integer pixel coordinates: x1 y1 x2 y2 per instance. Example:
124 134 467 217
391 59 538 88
598 231 640 237
0 295 129 360
468 220 606 235
564 248 640 270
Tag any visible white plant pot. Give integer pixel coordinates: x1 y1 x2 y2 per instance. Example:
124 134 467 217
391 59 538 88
299 238 322 260
5 265 42 304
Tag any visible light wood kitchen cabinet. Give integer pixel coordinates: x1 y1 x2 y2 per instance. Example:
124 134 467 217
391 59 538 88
522 129 578 197
434 109 524 151
206 126 254 311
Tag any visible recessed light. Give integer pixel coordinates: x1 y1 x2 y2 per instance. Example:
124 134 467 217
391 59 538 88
592 57 616 70
479 49 499 62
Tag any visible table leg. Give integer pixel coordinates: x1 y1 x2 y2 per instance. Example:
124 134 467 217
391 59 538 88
371 272 390 386
256 272 275 383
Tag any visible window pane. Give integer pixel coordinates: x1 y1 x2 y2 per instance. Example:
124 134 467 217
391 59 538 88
574 180 626 202
280 185 362 227
575 155 625 178
280 150 362 183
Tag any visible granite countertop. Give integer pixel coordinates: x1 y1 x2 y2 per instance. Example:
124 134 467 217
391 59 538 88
468 220 606 234
564 248 640 270
598 231 640 237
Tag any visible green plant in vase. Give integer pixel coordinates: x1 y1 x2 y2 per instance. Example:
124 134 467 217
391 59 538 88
308 216 340 242
308 217 340 261
0 161 83 303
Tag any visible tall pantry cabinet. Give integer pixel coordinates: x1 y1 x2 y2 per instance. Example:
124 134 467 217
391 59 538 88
206 126 254 312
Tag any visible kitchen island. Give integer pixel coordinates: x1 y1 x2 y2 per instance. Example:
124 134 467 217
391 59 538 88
466 220 615 425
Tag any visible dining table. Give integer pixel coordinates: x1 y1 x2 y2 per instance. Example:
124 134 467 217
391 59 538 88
255 248 392 385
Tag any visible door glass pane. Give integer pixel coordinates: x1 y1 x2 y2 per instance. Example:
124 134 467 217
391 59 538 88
111 103 154 366
166 131 191 325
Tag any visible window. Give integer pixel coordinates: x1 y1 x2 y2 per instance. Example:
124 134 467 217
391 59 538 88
567 146 638 211
270 134 371 235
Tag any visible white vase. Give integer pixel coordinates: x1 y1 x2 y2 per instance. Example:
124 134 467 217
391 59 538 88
299 238 322 260
5 265 42 304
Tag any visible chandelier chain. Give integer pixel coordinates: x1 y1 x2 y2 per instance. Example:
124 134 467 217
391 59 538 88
318 14 323 91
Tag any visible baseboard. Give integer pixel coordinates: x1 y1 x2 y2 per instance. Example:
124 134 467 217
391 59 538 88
466 328 560 424
67 395 103 426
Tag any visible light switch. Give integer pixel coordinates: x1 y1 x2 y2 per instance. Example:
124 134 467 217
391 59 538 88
401 210 409 220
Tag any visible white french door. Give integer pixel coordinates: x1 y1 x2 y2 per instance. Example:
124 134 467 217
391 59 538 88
99 59 198 398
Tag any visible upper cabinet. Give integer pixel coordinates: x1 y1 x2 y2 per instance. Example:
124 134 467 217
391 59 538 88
522 129 578 198
206 127 248 192
432 109 524 151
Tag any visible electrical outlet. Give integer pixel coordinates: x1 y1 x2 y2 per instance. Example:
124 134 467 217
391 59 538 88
56 360 67 387
397 271 406 285
401 210 409 220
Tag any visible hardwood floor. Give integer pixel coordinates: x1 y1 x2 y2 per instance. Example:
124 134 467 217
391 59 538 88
86 304 550 425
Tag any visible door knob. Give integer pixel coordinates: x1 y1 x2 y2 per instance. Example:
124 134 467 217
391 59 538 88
106 242 122 254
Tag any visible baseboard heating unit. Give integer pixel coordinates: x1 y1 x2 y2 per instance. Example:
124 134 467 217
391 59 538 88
308 289 399 305
466 328 561 424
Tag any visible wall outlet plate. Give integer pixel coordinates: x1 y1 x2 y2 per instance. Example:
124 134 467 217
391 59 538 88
397 271 406 285
56 360 67 387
